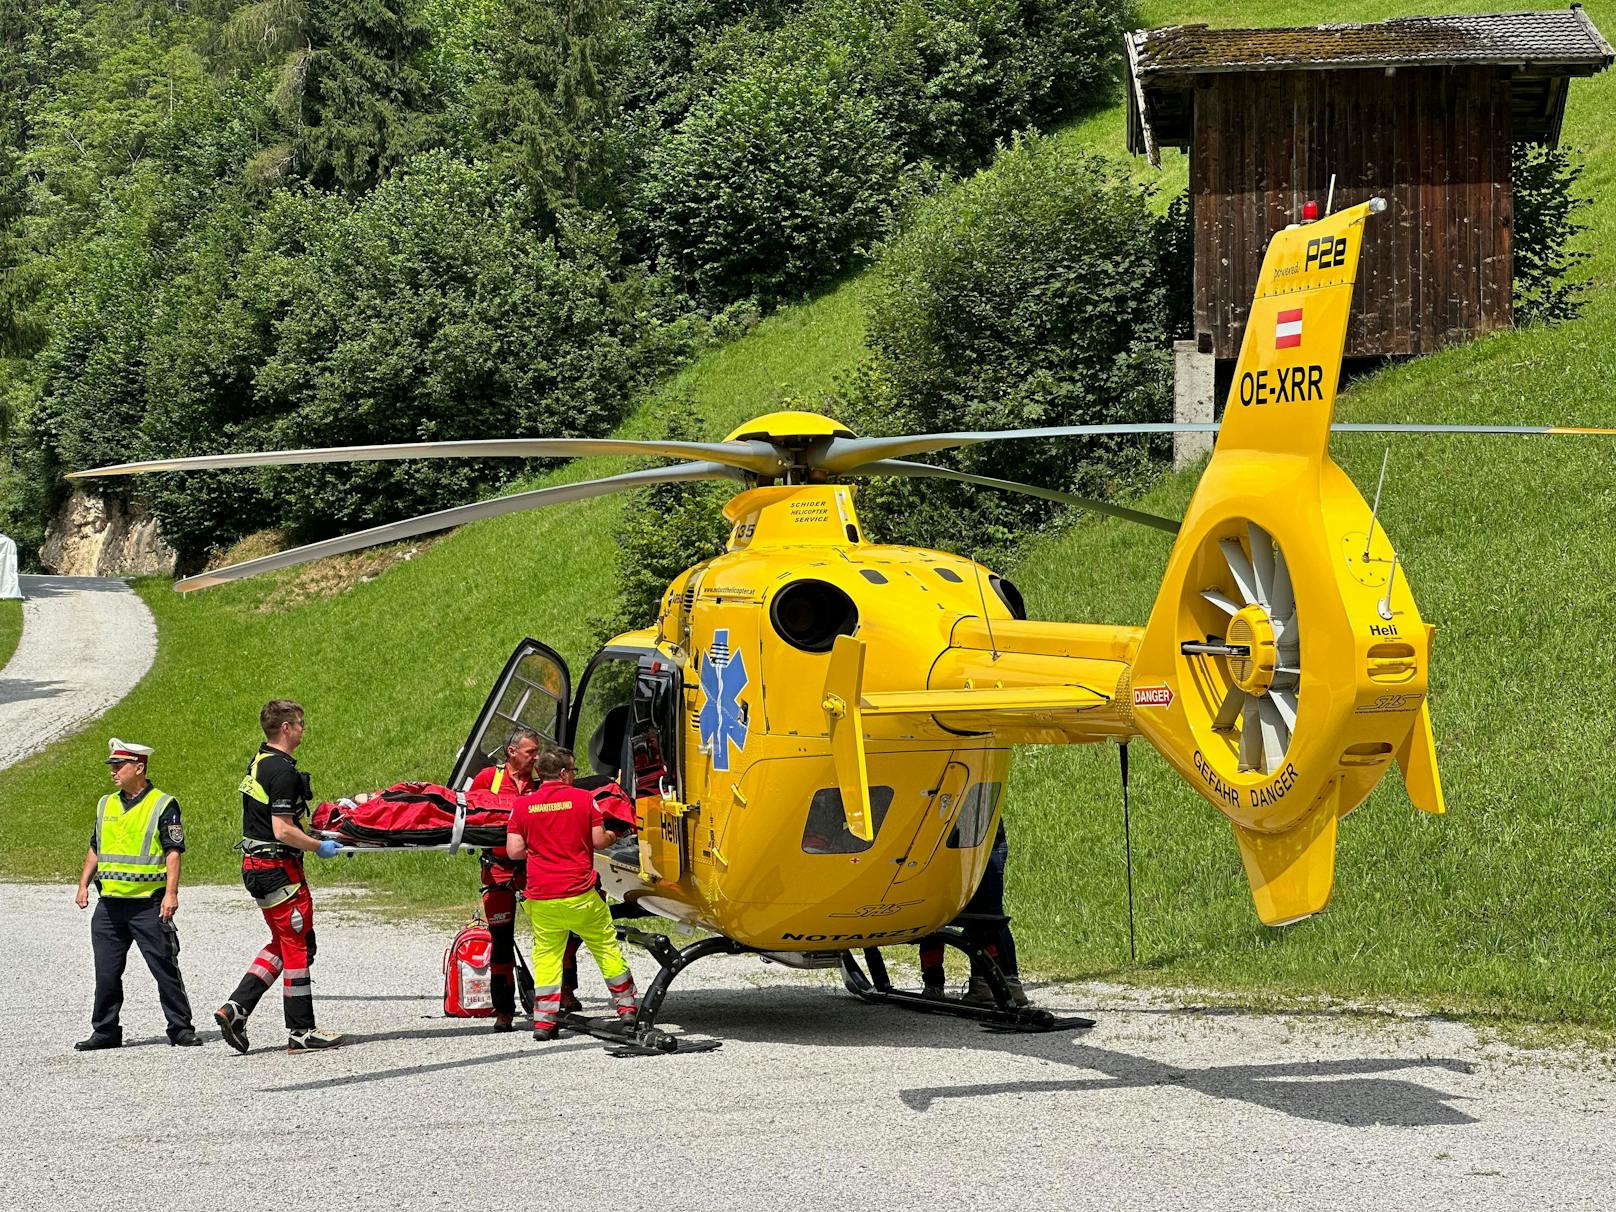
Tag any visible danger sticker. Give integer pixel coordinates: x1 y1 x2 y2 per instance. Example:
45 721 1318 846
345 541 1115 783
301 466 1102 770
1133 685 1174 708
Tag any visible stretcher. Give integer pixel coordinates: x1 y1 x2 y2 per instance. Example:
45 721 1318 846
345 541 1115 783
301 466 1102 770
311 779 640 855
311 782 506 854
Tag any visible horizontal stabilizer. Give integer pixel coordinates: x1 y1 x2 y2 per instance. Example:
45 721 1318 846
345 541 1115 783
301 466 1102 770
1231 784 1341 926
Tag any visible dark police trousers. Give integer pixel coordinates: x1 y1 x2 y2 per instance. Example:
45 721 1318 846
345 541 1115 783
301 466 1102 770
90 896 194 1042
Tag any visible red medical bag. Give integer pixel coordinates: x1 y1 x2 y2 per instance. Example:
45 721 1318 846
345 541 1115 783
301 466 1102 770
443 919 496 1017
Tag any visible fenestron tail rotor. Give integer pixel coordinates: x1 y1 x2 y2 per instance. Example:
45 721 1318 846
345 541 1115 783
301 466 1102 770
1198 523 1300 775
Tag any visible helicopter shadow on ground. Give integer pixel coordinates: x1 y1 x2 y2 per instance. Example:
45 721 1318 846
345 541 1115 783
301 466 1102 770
646 979 1479 1129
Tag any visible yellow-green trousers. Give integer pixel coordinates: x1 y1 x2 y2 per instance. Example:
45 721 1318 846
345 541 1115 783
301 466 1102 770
525 890 637 1026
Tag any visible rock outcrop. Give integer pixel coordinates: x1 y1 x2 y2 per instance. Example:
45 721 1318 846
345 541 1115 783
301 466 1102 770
40 489 178 577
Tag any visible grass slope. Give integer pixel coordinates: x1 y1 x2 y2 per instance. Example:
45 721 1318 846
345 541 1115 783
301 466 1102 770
5 1 1614 1030
0 600 20 671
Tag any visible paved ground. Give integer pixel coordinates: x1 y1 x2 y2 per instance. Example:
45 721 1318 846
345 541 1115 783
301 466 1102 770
4 882 1610 1211
0 575 157 772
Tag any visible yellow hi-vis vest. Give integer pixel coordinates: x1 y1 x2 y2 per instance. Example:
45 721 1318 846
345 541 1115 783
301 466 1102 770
95 786 174 898
239 752 271 804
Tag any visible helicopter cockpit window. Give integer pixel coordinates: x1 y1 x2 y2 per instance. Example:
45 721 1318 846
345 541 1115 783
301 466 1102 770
945 781 1002 850
802 786 895 854
449 639 569 790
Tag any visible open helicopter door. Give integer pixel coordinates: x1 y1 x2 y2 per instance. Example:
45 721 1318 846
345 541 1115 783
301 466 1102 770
567 647 686 883
448 638 571 789
624 655 687 884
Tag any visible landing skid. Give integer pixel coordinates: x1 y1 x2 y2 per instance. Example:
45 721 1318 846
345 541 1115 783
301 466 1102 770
556 1011 722 1057
840 928 1095 1033
614 924 1092 1049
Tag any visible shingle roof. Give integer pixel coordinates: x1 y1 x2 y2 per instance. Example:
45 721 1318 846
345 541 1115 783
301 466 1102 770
1131 6 1614 76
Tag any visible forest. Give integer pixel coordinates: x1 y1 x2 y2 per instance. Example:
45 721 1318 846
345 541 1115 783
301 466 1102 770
0 0 1169 568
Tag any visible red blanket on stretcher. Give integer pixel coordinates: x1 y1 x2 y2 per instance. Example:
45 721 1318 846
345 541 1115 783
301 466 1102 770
311 783 514 847
312 780 636 848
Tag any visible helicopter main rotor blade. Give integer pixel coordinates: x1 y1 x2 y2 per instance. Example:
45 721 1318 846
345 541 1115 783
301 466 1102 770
175 460 743 593
811 421 1616 473
71 437 785 480
855 459 1180 534
813 425 1217 472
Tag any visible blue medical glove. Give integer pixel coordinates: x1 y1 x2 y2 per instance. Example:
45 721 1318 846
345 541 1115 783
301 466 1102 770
315 839 341 859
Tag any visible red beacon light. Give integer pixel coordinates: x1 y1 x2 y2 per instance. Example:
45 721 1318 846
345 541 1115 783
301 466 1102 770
1301 200 1320 222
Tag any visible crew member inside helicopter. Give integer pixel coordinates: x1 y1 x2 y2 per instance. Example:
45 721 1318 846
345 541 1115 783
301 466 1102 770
505 746 639 1040
466 726 541 1031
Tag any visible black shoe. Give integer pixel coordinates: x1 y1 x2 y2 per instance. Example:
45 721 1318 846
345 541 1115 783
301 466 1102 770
559 989 582 1013
74 1034 121 1052
214 1001 249 1054
287 1028 346 1053
532 1025 559 1041
492 1016 514 1034
170 1030 202 1047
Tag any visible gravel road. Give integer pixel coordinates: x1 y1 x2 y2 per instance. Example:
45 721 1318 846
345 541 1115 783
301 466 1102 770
4 881 1610 1211
0 575 158 772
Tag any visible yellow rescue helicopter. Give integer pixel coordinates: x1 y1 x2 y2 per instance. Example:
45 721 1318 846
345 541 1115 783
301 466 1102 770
75 199 1615 1053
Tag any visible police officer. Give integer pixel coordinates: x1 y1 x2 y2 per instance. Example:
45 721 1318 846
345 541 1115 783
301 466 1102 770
214 700 345 1054
74 738 199 1050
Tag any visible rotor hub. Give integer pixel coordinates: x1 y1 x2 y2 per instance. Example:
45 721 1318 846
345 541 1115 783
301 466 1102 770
1227 605 1277 697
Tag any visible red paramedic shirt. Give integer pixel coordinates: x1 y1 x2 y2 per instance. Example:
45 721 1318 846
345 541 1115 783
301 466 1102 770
468 764 536 868
507 782 603 902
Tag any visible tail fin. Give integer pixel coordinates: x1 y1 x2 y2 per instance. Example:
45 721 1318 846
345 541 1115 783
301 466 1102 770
1128 199 1443 927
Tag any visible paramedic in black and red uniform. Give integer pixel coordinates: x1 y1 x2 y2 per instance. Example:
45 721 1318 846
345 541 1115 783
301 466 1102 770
214 700 345 1055
466 726 541 1032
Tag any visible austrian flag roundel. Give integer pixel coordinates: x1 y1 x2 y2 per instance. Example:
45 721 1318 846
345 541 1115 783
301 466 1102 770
1275 308 1303 349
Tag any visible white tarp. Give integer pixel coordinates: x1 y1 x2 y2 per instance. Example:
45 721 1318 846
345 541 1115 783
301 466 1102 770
0 535 22 599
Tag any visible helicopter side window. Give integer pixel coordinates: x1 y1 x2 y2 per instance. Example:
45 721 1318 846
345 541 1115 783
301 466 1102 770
945 782 1002 850
802 786 895 855
628 660 680 798
572 655 640 781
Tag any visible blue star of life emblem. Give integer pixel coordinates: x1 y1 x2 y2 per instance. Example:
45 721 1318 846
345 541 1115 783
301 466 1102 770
698 629 749 772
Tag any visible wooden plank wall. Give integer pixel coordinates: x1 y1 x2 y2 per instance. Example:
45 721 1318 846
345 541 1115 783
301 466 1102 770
1191 67 1514 360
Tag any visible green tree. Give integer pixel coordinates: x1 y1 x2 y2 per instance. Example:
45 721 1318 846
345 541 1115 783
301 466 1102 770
1512 141 1590 327
229 0 431 191
646 53 902 306
471 0 626 221
837 135 1170 558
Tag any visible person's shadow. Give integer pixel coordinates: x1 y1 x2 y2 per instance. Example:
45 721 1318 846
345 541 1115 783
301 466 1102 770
0 676 72 706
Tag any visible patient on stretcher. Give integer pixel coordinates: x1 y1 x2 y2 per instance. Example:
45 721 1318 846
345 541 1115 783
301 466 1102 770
311 777 636 851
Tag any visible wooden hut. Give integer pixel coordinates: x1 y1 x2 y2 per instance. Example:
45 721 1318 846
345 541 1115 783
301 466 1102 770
1127 7 1612 363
